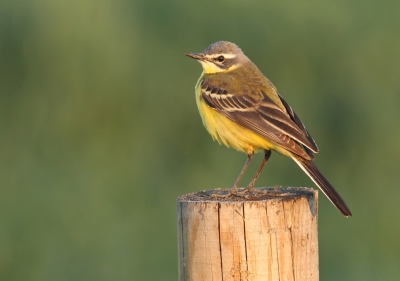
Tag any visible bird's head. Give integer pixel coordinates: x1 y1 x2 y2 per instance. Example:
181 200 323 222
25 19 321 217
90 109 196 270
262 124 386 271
185 41 249 74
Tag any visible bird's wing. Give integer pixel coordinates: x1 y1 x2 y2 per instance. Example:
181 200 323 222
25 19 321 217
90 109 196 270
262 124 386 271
278 94 319 156
200 79 318 160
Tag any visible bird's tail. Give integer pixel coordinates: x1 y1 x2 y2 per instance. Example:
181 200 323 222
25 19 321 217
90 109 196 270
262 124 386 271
291 154 352 217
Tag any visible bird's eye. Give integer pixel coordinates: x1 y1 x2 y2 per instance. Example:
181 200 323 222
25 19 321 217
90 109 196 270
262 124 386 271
216 56 225 62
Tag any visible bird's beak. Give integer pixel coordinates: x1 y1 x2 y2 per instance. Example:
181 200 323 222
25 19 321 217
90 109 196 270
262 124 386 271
185 52 205 61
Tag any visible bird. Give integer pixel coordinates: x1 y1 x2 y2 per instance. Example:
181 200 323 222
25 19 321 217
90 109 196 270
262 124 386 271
185 41 352 217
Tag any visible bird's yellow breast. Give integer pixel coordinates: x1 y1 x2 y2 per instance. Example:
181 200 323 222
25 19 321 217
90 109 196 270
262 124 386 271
195 79 286 155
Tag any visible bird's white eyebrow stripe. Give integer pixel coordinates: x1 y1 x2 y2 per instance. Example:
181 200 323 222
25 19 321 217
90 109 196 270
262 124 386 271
205 53 237 59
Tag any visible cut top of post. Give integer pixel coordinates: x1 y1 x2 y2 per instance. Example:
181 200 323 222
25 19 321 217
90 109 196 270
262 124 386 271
177 187 318 217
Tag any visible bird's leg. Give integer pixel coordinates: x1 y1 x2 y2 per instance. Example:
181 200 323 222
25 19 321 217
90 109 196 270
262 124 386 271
241 150 272 194
229 152 254 195
211 152 254 198
247 150 271 192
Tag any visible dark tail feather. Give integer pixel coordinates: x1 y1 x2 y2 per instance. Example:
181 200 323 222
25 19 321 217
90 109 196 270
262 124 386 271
291 154 352 217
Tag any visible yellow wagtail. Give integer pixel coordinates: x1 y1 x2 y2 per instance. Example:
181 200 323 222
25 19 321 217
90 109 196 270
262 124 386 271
185 41 352 217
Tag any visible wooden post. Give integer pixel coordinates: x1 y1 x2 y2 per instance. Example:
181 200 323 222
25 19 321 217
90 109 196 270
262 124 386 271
177 187 319 281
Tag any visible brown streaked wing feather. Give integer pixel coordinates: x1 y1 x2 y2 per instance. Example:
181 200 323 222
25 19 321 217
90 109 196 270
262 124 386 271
256 93 317 150
201 83 313 159
278 94 319 153
224 110 312 159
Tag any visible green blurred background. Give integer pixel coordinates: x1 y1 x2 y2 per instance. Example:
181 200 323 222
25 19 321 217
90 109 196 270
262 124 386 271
1 0 400 280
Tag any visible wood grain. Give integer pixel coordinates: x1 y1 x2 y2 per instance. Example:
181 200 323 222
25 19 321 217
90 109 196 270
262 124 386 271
177 187 318 281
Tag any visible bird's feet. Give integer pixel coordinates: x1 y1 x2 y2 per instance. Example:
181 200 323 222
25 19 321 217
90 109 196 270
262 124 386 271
211 185 268 199
235 185 269 198
211 187 239 198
